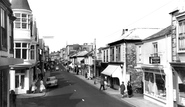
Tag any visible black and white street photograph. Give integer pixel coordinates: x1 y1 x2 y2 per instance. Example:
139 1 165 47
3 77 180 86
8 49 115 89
0 0 185 107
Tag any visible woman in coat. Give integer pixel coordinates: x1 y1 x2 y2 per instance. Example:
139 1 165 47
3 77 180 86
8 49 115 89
127 81 133 98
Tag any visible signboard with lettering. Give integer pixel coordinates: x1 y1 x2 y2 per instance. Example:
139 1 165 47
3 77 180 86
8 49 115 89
149 56 160 64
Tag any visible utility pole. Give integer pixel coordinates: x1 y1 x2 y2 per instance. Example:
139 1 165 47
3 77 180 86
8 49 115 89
94 38 96 78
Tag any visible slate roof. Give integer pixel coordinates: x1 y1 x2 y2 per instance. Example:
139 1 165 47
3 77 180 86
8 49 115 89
11 0 32 11
76 51 88 57
108 28 162 45
144 25 171 41
84 50 94 57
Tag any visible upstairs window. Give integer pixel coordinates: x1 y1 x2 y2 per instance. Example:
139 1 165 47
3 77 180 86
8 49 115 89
103 50 105 62
14 13 31 29
30 45 35 60
153 42 158 56
178 20 185 51
110 47 114 62
0 8 7 50
116 45 121 61
106 49 108 62
14 43 29 59
138 45 142 62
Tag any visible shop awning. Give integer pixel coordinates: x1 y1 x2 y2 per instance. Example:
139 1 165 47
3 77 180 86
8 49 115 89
101 65 122 77
135 64 164 73
101 64 123 84
111 66 122 78
170 62 185 72
101 65 118 76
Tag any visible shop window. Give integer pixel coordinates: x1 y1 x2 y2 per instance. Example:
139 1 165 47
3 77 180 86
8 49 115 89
177 70 185 106
145 72 154 95
155 74 166 100
144 72 166 100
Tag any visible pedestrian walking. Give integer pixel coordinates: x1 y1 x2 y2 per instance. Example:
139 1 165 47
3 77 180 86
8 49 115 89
99 77 105 90
127 81 133 98
120 81 125 98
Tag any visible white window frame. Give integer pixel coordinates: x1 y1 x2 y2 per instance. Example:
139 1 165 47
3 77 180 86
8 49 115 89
30 45 35 60
14 42 29 60
153 42 158 56
178 20 185 52
14 13 31 29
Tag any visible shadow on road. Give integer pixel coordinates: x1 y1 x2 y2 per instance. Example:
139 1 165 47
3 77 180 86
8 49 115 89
18 93 82 107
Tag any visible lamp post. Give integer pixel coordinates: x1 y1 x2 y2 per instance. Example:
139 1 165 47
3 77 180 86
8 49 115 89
93 38 96 78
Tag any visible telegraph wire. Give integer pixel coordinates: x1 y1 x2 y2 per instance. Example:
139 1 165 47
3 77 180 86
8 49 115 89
103 0 175 39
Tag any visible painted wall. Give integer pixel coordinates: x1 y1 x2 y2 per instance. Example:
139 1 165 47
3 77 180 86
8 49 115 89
137 35 173 107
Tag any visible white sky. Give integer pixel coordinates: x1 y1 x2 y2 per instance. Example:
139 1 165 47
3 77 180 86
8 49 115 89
28 0 183 52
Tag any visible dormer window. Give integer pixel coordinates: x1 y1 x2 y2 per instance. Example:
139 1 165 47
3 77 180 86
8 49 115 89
14 13 31 29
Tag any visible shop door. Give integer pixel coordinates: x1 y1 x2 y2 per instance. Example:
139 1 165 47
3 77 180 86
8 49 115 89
15 74 25 89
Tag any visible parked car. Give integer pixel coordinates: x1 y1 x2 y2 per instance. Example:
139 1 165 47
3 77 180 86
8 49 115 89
46 76 58 88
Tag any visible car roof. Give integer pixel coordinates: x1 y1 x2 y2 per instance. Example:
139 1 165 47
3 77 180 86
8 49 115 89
47 76 56 79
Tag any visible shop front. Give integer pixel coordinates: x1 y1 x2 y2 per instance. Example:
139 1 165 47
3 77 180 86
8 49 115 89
101 64 123 89
170 62 185 107
10 61 35 94
0 57 23 107
141 65 167 106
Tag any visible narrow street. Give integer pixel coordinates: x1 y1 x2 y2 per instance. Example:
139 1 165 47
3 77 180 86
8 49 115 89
16 64 133 107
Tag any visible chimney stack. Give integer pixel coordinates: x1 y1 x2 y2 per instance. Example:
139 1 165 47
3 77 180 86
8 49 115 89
122 29 128 36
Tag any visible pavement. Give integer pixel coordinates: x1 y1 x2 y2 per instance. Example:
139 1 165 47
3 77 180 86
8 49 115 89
71 71 163 107
16 70 163 107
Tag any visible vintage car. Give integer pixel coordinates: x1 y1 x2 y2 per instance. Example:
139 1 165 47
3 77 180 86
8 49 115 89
46 76 58 88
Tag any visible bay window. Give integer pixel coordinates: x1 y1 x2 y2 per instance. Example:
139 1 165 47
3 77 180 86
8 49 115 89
14 42 29 59
14 13 31 29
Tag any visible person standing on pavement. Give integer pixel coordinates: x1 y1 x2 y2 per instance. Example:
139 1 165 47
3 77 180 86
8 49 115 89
10 90 16 107
120 81 125 98
99 77 105 90
127 81 133 98
40 80 46 93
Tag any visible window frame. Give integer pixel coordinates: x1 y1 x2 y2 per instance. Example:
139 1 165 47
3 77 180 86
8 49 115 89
14 12 31 30
178 20 185 52
14 42 29 60
30 45 35 60
0 8 7 51
116 45 121 62
153 42 158 56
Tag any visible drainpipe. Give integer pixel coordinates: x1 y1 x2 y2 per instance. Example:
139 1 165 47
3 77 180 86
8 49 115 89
123 43 127 87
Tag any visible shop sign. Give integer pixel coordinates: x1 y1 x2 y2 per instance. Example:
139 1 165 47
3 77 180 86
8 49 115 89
149 56 160 64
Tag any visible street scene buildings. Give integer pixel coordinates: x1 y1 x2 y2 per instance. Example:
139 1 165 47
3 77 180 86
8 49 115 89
0 0 185 107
